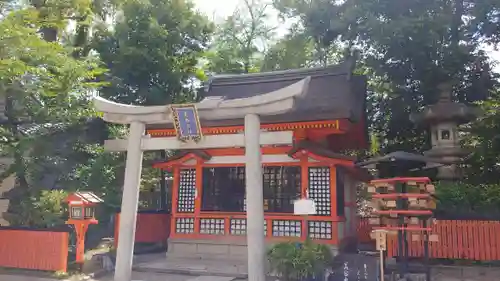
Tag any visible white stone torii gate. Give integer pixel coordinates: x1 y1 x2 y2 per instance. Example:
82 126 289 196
95 77 311 281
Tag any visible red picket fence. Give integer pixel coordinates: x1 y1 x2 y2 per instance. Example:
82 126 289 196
0 227 69 272
357 217 500 261
114 211 171 248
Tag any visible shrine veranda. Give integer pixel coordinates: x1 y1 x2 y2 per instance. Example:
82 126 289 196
148 62 369 252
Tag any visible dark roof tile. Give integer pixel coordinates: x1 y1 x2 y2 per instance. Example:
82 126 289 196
147 60 366 129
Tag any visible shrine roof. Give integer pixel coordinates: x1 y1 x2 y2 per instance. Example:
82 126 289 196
356 151 448 167
164 150 211 162
288 140 356 161
65 192 103 205
147 59 367 129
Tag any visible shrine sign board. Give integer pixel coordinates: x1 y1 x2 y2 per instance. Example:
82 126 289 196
170 104 203 142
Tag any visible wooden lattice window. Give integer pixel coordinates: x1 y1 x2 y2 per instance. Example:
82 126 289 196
308 167 331 216
308 221 333 239
230 218 247 235
263 166 301 213
175 217 194 234
199 218 225 235
229 219 267 236
272 220 301 237
177 169 196 213
202 167 245 212
201 166 301 213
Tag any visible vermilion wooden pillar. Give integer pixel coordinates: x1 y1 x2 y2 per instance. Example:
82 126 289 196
66 219 95 263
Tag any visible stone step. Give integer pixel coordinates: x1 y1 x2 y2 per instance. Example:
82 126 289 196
167 239 248 262
133 256 248 278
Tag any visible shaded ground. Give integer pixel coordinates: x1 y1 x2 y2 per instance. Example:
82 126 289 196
2 251 500 281
0 272 196 281
330 253 379 280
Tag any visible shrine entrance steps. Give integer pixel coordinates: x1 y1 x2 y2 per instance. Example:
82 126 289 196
167 238 249 261
131 238 340 277
166 238 340 261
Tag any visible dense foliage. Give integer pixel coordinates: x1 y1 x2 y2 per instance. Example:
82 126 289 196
435 181 500 216
0 0 499 226
0 0 213 227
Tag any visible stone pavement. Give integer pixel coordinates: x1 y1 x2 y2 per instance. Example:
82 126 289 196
3 252 500 281
0 272 238 281
133 256 248 278
95 272 235 281
0 275 55 281
430 265 500 281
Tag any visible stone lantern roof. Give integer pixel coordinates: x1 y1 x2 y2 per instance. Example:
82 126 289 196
410 83 480 125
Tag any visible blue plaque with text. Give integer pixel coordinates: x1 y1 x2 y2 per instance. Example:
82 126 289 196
170 104 203 142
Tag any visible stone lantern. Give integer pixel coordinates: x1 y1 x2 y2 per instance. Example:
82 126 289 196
65 192 103 265
411 83 479 180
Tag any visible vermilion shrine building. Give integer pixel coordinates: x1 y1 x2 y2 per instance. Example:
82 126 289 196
150 61 368 256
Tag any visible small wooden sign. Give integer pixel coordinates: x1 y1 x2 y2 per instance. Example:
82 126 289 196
419 200 428 208
425 184 436 193
409 217 420 225
371 230 388 251
409 200 419 208
293 199 316 215
386 200 397 208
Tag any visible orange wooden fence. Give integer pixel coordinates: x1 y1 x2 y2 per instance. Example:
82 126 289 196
0 226 69 272
357 218 500 261
114 211 171 248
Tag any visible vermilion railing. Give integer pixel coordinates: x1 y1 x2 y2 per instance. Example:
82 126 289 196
0 226 69 272
357 217 500 261
171 212 344 245
114 211 171 248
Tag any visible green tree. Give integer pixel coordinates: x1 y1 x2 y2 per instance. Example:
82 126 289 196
272 0 499 157
205 0 275 74
260 25 316 71
0 0 214 227
93 0 213 105
462 88 500 184
0 8 106 226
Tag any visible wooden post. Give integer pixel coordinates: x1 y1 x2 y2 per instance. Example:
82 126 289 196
372 229 388 281
379 249 385 281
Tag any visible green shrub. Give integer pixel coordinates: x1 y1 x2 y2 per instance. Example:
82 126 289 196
267 240 333 281
435 181 500 214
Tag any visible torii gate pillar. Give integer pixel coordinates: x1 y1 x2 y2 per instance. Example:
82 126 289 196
94 76 310 281
244 114 265 280
115 121 145 281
